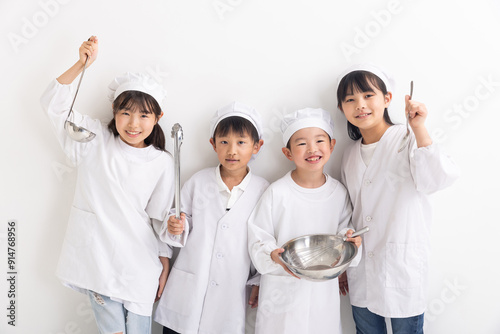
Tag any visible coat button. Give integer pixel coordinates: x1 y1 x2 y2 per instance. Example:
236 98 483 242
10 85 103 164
210 281 217 287
221 224 228 230
368 252 374 258
364 179 371 186
216 253 223 259
366 216 372 222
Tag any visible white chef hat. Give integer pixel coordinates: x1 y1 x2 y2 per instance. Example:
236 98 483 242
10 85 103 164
108 72 166 108
281 108 334 146
337 63 396 93
209 101 263 140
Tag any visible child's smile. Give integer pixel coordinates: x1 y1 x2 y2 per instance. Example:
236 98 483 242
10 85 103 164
305 155 322 163
355 112 372 119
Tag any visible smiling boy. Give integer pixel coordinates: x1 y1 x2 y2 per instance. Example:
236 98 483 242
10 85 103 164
155 102 269 334
248 108 362 334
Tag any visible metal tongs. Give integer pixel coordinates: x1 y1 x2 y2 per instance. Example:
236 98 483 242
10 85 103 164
171 123 184 239
64 55 96 143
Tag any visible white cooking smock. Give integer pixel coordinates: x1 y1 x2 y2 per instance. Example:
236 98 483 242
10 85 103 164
41 79 174 316
248 171 360 334
155 167 269 334
341 124 460 318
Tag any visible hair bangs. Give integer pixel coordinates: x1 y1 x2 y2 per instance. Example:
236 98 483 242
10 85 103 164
113 91 160 116
213 116 260 144
338 71 387 105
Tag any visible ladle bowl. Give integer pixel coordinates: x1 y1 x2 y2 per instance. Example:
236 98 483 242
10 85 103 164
64 120 96 143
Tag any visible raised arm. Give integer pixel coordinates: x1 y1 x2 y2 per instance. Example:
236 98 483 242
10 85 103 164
57 35 99 85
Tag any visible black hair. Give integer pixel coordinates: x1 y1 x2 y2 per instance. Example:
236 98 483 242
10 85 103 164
337 70 394 141
212 116 260 144
107 90 166 151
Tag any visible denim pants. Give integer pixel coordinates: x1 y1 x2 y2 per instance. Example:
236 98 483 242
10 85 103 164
88 290 151 334
352 306 424 334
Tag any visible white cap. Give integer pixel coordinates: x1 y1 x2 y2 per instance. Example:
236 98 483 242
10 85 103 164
209 101 263 139
108 72 166 108
337 63 396 93
281 108 334 146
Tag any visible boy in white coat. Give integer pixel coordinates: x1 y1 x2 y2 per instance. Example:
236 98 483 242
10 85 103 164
154 102 269 334
248 108 362 334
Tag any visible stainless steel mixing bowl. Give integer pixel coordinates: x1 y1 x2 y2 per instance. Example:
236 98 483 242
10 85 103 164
280 234 359 282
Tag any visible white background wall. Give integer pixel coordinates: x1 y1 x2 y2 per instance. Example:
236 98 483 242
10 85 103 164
1 0 499 333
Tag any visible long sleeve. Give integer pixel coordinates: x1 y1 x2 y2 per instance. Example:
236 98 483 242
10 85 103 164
247 188 281 275
410 141 460 194
158 177 194 247
147 154 176 258
40 79 103 165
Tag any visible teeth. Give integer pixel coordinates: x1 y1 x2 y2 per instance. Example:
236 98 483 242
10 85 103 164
127 131 140 135
307 157 320 161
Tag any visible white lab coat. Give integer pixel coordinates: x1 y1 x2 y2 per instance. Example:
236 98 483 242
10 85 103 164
41 79 174 316
341 124 460 318
248 171 359 334
154 168 269 334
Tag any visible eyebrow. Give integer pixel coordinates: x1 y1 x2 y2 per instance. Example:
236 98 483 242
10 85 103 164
345 89 375 96
122 108 152 114
293 134 328 142
216 134 251 139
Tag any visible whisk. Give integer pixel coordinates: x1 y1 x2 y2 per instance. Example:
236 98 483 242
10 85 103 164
290 244 344 269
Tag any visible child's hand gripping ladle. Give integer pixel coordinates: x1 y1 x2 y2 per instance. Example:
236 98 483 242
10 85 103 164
171 123 184 240
64 55 96 143
398 81 413 153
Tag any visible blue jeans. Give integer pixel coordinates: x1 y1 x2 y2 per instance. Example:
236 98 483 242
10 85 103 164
352 306 424 334
88 290 151 334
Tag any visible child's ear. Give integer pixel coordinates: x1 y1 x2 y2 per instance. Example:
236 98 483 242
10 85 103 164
253 139 264 154
330 138 336 153
282 147 293 161
385 92 393 106
209 138 217 151
156 111 164 124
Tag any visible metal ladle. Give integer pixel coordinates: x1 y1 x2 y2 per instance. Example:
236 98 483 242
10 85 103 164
64 56 96 142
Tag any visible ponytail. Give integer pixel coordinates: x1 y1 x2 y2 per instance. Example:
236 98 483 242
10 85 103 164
145 123 166 151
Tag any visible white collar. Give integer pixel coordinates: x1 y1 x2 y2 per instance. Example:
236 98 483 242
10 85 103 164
215 164 252 193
